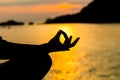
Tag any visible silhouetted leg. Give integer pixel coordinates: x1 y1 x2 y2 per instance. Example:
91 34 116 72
0 54 52 80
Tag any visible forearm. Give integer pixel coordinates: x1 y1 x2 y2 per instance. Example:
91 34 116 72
0 39 50 59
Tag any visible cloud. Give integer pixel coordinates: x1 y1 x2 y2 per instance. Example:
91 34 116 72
69 0 93 4
0 3 83 14
0 0 93 6
0 0 41 6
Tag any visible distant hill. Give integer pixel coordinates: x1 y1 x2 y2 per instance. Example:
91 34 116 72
0 20 24 26
45 0 120 24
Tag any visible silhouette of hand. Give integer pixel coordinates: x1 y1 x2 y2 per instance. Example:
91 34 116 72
48 30 80 52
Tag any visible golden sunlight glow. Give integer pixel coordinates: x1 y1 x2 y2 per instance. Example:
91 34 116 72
58 25 74 35
58 25 74 43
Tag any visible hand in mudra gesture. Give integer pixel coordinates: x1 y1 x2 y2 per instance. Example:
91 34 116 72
0 30 80 80
48 30 80 52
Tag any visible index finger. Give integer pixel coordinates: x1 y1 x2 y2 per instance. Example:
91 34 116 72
54 30 63 39
60 30 69 41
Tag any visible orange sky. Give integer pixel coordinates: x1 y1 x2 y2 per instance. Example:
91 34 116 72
0 3 82 14
0 1 92 22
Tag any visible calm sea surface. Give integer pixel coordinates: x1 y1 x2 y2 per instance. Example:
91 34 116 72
0 23 120 80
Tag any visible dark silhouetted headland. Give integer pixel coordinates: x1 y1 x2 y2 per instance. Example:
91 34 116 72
45 0 120 24
0 20 24 26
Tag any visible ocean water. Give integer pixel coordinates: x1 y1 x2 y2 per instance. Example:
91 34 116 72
0 23 120 80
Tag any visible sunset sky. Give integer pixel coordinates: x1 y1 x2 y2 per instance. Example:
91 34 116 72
0 0 93 22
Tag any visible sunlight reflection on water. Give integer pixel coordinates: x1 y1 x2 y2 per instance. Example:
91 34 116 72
1 23 120 80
